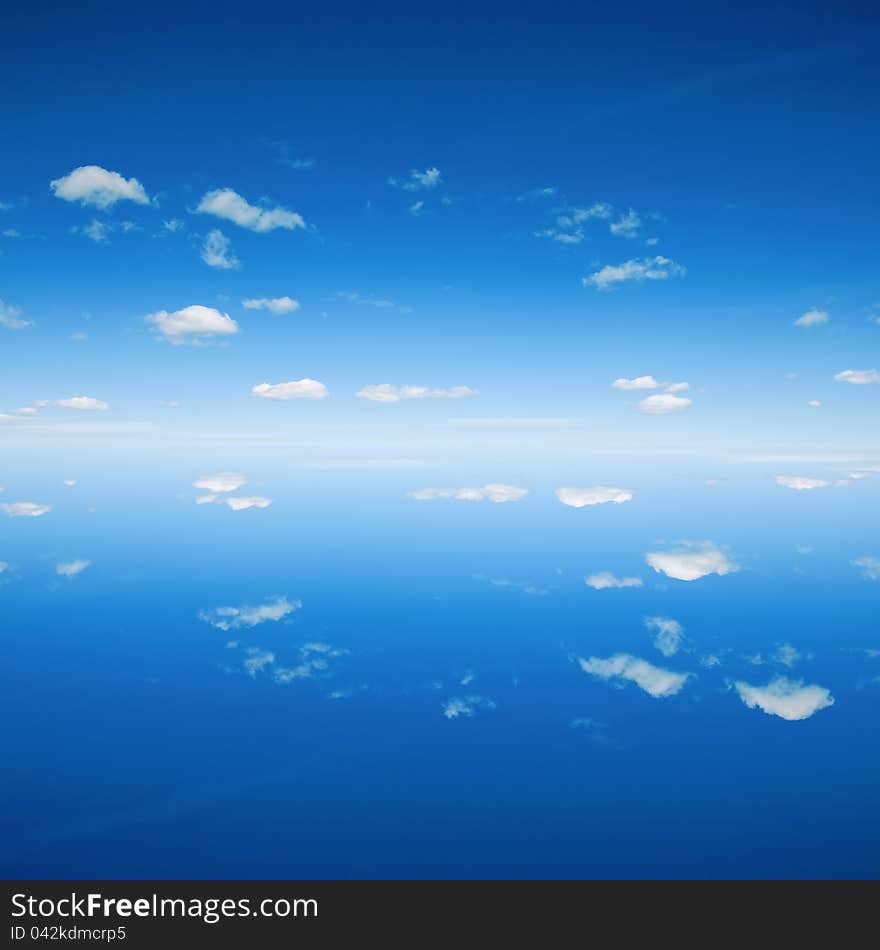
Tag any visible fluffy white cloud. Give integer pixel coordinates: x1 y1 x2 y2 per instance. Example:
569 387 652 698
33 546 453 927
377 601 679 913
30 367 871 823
733 677 834 721
241 296 300 314
0 299 31 330
585 572 643 590
852 556 880 581
645 616 684 657
775 475 849 490
1 502 51 517
646 542 738 582
52 396 109 411
50 165 150 208
408 484 528 503
199 596 300 631
196 188 305 232
442 695 495 719
356 384 477 403
578 654 691 698
147 305 239 344
389 167 442 191
252 379 329 400
612 375 660 390
56 559 90 577
556 486 633 508
196 494 272 511
201 229 240 270
637 393 692 414
584 256 686 290
193 472 248 493
794 308 829 328
834 369 879 385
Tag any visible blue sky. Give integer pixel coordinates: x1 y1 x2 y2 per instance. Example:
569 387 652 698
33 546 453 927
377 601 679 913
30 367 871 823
2 2 879 878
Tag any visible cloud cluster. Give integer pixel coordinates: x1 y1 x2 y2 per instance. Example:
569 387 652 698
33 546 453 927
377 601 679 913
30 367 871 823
645 542 738 582
200 596 301 631
356 384 477 403
196 188 306 232
50 165 150 209
147 305 239 344
578 654 691 698
556 486 633 508
409 484 528 503
732 677 834 721
584 256 686 290
251 379 329 400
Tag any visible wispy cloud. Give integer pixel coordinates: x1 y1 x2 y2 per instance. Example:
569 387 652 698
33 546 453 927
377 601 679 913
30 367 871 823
852 556 880 581
585 572 643 590
356 384 476 403
644 617 684 657
200 596 300 631
584 256 686 290
1 502 51 517
56 559 90 577
794 308 829 328
201 229 240 270
0 299 32 330
408 484 528 503
834 369 879 385
251 379 329 400
241 296 300 314
196 188 305 232
389 167 442 191
578 653 691 698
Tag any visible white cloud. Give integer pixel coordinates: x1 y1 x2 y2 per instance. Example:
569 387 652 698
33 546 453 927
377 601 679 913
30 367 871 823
0 561 7 573
852 556 880 581
578 654 691 698
834 369 879 385
252 379 329 400
147 305 239 344
645 616 684 657
585 572 643 590
56 559 90 577
1 502 51 517
200 596 300 631
732 677 834 721
409 200 424 215
196 188 305 232
196 494 273 511
408 484 528 503
637 393 692 414
584 256 686 290
775 475 849 490
442 695 495 719
356 384 477 403
163 218 183 232
81 219 110 243
193 472 248 493
50 165 150 209
609 209 641 238
243 648 275 677
63 480 77 487
794 308 829 328
556 486 633 508
390 167 442 191
808 400 822 408
612 375 660 390
774 644 801 668
52 396 109 411
200 229 240 270
646 542 738 582
0 299 31 330
241 296 300 314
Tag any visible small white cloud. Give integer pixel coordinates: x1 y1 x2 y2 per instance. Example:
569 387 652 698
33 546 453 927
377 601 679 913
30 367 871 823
774 644 801 668
193 472 248 493
409 484 528 503
200 596 300 631
612 375 660 390
578 654 691 698
241 296 300 314
408 200 424 215
0 299 32 330
585 572 643 590
834 369 879 385
196 188 306 232
584 256 686 290
2 502 51 517
196 494 273 511
63 480 77 487
56 559 90 577
609 209 641 238
646 542 738 582
852 556 880 581
732 677 834 721
50 165 150 209
637 393 692 414
52 396 109 411
200 229 240 270
251 379 329 400
163 218 184 232
645 616 684 657
243 648 275 677
808 400 822 408
356 384 477 403
147 304 239 344
0 561 7 574
81 219 111 243
775 475 849 490
794 308 829 328
442 695 495 719
390 167 442 191
556 486 633 508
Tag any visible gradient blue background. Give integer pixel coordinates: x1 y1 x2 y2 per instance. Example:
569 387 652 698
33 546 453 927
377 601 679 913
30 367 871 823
1 1 878 878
